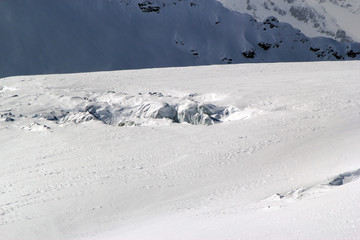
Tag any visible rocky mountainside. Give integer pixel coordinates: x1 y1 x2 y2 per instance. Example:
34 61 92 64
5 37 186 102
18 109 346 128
0 0 359 77
218 0 360 42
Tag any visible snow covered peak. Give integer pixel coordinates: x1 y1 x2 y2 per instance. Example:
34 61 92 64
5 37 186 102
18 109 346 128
0 0 359 77
218 0 360 42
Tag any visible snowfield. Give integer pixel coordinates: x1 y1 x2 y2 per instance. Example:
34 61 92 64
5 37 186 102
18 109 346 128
1 61 360 239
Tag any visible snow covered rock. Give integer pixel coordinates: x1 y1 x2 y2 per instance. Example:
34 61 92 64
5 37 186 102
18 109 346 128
21 122 51 132
219 0 360 42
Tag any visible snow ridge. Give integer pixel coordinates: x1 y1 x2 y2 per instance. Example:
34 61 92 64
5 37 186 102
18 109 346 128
58 91 244 126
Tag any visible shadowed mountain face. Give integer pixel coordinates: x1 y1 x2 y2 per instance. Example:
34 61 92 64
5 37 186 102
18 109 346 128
1 0 360 77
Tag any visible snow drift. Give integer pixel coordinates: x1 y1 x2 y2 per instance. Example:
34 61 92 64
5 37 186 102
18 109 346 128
19 91 247 126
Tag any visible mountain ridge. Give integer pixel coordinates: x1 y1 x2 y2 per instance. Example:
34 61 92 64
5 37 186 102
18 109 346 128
218 0 360 42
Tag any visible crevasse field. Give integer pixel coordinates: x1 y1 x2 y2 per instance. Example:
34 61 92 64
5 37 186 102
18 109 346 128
1 61 360 240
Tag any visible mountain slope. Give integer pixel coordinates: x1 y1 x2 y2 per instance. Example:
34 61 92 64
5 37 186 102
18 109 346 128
0 0 360 77
218 0 360 42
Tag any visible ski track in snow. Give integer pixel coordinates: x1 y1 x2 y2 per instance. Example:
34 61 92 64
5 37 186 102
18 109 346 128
1 61 360 240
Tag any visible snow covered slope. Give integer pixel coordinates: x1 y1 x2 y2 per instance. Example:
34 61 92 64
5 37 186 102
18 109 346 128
218 0 360 42
1 0 360 78
1 61 360 240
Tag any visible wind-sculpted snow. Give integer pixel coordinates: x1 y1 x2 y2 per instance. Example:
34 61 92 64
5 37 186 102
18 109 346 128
0 0 360 77
1 88 252 126
260 168 360 210
329 169 360 186
58 92 244 126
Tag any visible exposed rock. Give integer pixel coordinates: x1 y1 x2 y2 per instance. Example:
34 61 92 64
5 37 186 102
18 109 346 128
258 42 273 50
138 1 161 13
243 50 256 58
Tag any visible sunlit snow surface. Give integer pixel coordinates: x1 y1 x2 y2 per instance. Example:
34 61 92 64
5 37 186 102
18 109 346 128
1 62 360 239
